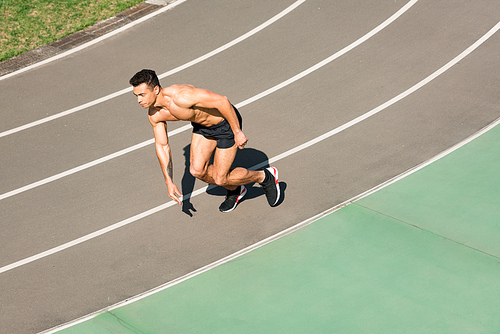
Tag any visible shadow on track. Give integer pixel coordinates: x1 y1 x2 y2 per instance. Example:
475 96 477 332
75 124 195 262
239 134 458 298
181 145 286 216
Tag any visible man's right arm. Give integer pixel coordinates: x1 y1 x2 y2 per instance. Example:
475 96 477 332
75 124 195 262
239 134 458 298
150 119 182 205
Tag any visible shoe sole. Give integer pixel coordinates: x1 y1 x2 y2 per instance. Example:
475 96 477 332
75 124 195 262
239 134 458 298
266 167 280 206
220 186 247 213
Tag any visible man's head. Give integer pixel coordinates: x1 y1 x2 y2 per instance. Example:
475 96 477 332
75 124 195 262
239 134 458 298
130 69 161 108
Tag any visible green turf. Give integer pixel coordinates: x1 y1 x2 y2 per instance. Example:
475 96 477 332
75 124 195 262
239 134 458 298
1 0 144 61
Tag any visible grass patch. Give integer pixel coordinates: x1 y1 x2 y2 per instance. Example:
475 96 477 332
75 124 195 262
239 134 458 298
0 0 144 62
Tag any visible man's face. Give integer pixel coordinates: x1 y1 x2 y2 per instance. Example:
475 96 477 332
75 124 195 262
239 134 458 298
133 83 158 108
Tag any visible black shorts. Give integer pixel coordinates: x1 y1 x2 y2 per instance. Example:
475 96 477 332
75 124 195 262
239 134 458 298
191 105 243 149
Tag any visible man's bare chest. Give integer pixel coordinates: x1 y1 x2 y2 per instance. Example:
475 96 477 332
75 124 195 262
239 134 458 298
168 103 196 121
151 96 222 126
150 101 195 122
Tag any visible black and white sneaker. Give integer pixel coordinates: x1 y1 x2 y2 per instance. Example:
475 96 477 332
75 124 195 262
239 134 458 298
219 186 247 213
260 167 280 207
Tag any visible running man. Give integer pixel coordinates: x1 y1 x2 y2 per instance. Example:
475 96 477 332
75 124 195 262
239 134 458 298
129 69 280 212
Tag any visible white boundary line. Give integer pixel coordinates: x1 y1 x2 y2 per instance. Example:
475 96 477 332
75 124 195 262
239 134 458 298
0 0 413 201
3 14 498 277
0 125 189 201
41 117 500 334
0 0 306 138
349 117 500 202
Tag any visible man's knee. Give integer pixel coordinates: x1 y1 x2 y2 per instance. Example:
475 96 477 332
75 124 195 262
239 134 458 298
190 165 207 180
213 173 230 187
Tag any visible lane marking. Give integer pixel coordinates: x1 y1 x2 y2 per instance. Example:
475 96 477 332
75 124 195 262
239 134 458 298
42 116 500 334
0 0 414 201
0 0 306 138
3 15 497 276
0 125 190 201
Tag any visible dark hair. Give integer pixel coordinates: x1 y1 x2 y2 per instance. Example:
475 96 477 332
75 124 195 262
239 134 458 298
129 69 160 88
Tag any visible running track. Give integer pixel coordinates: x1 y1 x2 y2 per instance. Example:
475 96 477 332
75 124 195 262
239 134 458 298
0 0 498 332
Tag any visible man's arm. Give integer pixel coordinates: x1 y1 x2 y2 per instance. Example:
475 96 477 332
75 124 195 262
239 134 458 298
176 88 248 149
150 119 182 205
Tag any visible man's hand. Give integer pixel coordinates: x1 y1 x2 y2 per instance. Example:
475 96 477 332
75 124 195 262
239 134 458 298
167 183 183 205
235 131 248 150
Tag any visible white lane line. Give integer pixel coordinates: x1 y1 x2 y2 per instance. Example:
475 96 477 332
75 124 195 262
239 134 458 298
157 0 306 81
3 16 497 276
0 125 190 201
0 0 415 201
237 0 417 108
0 0 306 138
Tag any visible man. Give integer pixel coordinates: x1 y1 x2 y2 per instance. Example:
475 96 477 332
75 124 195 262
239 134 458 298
129 69 280 212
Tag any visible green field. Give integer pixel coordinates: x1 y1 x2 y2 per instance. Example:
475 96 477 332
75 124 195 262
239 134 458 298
0 0 144 62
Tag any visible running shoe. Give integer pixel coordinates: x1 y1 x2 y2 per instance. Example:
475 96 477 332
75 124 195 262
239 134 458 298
219 185 247 213
260 167 280 206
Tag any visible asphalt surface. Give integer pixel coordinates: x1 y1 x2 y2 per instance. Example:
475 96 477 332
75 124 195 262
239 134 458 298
0 0 499 333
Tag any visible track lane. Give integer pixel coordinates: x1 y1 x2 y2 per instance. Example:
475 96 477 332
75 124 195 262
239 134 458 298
0 0 299 131
0 0 412 199
0 0 307 139
0 0 499 333
2 0 422 270
2 1 496 272
0 0 408 195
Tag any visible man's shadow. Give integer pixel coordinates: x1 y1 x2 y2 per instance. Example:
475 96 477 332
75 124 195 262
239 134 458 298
181 145 286 216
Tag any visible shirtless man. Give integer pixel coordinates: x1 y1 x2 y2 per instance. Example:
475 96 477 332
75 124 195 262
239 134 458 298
129 69 280 212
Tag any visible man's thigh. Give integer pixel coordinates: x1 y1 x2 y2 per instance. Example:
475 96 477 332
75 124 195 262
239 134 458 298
190 133 217 171
213 144 238 177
